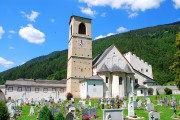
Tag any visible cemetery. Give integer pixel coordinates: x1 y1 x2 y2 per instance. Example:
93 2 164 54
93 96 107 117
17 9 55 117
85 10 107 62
1 94 180 120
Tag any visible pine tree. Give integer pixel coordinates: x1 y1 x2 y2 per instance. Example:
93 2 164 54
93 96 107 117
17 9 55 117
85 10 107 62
0 100 10 120
38 106 54 120
55 112 65 120
170 28 180 89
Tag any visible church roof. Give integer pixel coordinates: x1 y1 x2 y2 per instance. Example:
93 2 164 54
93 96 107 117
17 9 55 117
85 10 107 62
93 44 115 66
143 78 156 83
86 75 103 80
5 79 67 88
97 64 111 72
134 84 147 89
124 64 134 74
111 64 125 73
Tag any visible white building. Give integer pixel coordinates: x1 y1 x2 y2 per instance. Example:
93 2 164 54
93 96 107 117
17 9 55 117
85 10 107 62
4 79 67 100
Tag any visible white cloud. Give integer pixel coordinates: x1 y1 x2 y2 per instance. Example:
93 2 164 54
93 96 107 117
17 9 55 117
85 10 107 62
0 57 14 68
128 12 138 18
101 12 106 17
79 0 164 12
0 26 5 39
117 26 128 33
9 30 16 34
80 7 97 17
9 46 15 50
21 11 39 22
19 24 45 44
173 0 180 9
95 32 114 39
51 19 55 23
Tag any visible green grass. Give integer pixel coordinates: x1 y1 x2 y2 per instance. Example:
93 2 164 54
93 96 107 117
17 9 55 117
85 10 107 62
17 95 180 120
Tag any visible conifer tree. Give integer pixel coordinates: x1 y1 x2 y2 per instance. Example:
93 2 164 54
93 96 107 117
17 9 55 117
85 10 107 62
170 29 180 89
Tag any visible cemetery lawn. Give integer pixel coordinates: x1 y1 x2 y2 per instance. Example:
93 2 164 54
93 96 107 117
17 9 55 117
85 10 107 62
17 95 180 120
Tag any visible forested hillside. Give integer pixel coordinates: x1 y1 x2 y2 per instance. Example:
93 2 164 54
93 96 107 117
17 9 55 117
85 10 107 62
0 22 179 85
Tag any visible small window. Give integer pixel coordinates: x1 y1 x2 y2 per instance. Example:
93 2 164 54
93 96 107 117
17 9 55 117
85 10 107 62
93 84 96 86
17 87 22 92
43 88 48 93
35 88 39 93
130 78 132 83
52 88 56 93
60 89 64 93
8 87 13 92
26 87 31 92
135 79 138 84
141 68 143 72
106 77 108 83
81 68 83 72
146 69 148 72
119 77 122 85
141 90 143 94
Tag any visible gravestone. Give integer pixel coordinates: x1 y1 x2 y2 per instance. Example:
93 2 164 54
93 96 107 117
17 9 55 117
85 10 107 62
164 96 168 106
89 99 91 106
137 99 142 108
146 103 154 112
94 103 98 109
122 101 127 108
148 111 160 120
66 112 74 120
146 97 151 104
110 99 115 108
29 104 35 116
101 98 104 109
103 109 124 120
128 102 135 117
7 102 15 118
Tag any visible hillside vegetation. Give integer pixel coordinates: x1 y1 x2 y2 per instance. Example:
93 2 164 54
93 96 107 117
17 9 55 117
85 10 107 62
0 22 180 85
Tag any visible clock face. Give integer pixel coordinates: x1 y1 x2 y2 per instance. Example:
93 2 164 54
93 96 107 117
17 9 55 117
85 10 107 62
77 37 86 48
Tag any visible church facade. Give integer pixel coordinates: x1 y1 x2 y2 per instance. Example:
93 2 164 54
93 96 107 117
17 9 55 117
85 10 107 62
2 15 156 100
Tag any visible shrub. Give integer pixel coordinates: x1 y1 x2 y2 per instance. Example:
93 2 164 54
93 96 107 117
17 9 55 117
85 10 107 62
66 92 73 100
164 87 172 95
38 106 54 120
0 100 9 120
55 112 65 120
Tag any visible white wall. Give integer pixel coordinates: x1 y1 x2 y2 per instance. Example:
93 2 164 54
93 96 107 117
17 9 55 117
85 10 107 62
87 80 103 98
80 81 87 98
5 86 67 100
124 52 153 79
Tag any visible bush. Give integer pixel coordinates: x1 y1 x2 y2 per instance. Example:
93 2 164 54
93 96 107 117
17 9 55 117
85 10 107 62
164 87 172 95
0 100 9 120
55 112 65 120
38 106 54 120
66 92 73 100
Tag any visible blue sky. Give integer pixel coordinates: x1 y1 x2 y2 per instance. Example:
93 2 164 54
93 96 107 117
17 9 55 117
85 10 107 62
0 0 180 72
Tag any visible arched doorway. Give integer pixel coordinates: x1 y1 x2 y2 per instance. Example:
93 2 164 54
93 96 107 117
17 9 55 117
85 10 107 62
148 88 154 95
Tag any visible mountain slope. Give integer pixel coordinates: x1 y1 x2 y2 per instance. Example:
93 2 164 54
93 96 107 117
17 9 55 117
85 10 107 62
0 22 179 85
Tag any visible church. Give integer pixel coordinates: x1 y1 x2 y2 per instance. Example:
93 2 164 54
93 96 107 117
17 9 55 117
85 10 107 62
2 16 156 100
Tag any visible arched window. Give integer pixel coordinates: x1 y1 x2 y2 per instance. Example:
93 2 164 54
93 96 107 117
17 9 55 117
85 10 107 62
78 23 86 34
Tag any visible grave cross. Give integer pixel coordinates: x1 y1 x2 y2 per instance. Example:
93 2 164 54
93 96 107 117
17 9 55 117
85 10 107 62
151 115 154 120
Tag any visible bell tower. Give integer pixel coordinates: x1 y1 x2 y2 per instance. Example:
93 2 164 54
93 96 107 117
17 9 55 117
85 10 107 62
67 16 92 98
